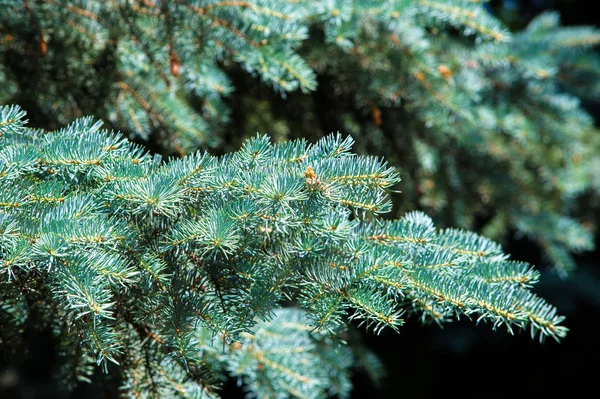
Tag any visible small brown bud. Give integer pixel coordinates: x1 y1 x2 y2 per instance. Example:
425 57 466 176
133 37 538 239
370 105 382 127
170 59 179 77
304 166 317 184
39 35 47 57
437 65 452 79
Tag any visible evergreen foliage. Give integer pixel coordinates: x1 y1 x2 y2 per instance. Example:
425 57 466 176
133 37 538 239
1 1 598 276
297 5 600 275
0 105 567 397
0 0 320 153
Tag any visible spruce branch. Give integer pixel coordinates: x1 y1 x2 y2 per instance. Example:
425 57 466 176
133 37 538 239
0 80 575 398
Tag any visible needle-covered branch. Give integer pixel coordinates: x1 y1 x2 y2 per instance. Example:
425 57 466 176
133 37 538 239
0 106 568 397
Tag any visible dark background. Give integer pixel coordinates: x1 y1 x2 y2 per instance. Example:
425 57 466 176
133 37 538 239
1 1 598 398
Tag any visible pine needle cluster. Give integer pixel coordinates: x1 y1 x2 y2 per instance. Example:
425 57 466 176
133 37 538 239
1 105 567 397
